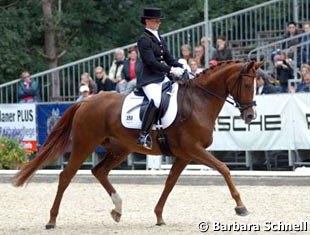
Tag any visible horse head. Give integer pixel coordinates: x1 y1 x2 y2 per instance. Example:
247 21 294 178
226 61 263 124
191 61 262 124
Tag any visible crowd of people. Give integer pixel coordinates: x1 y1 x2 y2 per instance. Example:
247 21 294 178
16 20 310 104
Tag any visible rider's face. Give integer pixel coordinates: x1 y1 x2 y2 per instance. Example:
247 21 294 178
145 18 161 30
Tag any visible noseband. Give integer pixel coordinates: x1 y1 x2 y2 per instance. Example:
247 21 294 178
232 64 257 112
195 63 256 112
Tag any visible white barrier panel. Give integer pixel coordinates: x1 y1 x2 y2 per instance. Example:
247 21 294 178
209 93 310 151
0 103 37 151
292 94 310 149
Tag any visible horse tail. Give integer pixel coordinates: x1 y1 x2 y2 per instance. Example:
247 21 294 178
13 103 81 187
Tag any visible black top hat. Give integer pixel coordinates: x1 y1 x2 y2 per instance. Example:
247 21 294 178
140 7 164 24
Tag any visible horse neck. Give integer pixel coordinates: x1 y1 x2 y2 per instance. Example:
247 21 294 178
187 64 240 120
192 68 228 101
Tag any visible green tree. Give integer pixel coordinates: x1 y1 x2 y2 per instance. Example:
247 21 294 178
0 0 268 84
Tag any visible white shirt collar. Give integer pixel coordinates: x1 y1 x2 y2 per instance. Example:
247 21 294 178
146 28 161 41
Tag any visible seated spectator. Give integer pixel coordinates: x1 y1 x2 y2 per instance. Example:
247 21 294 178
95 66 115 92
193 45 205 68
200 36 216 63
76 85 91 102
178 44 192 70
296 72 310 92
298 64 310 80
80 72 97 94
108 48 125 84
273 52 294 92
117 46 142 93
212 36 233 61
301 22 310 64
17 70 41 103
189 58 203 77
256 70 280 95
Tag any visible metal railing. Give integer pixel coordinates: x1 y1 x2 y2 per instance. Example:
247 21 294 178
0 0 309 103
248 32 310 84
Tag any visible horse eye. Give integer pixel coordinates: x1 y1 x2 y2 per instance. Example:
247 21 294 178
244 83 252 89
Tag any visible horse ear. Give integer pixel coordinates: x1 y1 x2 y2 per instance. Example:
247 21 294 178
254 61 264 70
245 61 255 71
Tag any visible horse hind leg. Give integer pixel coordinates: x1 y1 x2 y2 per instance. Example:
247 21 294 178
46 142 98 229
91 148 129 223
154 158 190 225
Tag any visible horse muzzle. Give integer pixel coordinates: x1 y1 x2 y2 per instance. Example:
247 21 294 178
241 106 257 124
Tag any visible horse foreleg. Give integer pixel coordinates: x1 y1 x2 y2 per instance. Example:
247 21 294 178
91 150 128 223
46 146 94 229
154 158 190 225
190 148 248 216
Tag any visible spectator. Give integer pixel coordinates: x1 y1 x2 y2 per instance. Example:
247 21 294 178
282 21 301 65
298 64 310 80
178 44 192 71
200 36 216 64
283 21 300 49
255 70 280 95
273 52 294 93
76 85 91 102
193 45 205 68
289 64 309 93
301 22 310 64
80 72 97 94
108 48 125 84
212 36 233 61
117 46 143 93
94 66 115 92
17 70 41 103
189 58 203 76
296 72 310 92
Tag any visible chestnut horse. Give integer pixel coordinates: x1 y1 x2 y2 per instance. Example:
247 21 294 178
13 61 261 229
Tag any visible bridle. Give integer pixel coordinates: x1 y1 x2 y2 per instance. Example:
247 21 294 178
231 68 257 113
192 63 256 112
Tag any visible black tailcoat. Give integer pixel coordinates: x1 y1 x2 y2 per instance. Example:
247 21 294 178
137 29 182 88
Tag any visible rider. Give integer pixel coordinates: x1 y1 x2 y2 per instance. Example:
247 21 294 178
137 7 184 149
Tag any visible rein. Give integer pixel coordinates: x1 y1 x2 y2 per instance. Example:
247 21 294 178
188 66 256 112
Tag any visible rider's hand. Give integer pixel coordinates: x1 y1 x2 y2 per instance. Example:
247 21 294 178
170 67 184 77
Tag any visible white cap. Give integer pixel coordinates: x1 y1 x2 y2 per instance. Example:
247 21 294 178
79 85 90 93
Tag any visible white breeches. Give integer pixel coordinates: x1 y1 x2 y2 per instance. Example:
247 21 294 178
142 76 170 108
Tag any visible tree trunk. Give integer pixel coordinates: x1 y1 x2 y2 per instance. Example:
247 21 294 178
41 0 60 100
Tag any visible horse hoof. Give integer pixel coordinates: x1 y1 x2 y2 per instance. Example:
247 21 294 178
111 209 121 223
45 224 55 230
156 221 166 226
235 206 249 216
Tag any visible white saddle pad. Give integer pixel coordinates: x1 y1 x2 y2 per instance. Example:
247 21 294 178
121 83 179 129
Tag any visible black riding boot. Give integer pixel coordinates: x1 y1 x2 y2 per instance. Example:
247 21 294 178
137 100 158 149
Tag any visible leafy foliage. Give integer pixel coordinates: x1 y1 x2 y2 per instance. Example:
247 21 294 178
0 0 268 84
0 136 29 169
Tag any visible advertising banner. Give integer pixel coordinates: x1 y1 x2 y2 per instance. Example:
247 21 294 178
0 103 37 151
1 93 308 153
292 94 310 149
36 103 73 147
36 102 105 153
209 94 304 151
